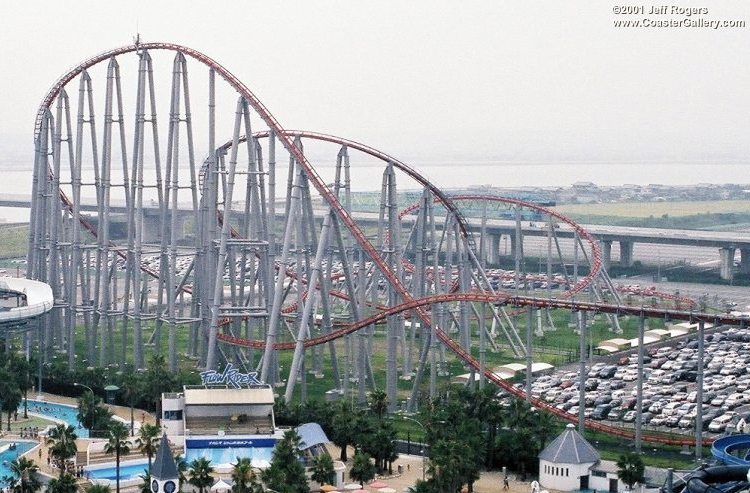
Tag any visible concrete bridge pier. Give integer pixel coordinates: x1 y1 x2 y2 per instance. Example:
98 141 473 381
719 247 735 281
600 240 612 271
143 213 188 244
510 232 523 259
619 240 634 267
485 234 500 265
740 248 750 275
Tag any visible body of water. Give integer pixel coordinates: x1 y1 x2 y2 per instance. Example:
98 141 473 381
85 459 148 481
0 441 38 485
184 446 273 468
24 400 88 438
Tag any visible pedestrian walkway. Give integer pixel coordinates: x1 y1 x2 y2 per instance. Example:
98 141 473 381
325 444 557 493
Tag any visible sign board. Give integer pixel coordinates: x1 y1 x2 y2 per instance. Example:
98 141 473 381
185 438 277 449
199 364 263 388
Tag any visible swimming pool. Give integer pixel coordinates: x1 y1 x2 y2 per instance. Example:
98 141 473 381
85 459 149 482
185 446 273 468
23 400 89 438
0 441 37 485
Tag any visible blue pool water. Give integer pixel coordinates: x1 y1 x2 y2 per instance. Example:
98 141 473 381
85 459 149 481
0 441 37 485
23 400 89 438
185 446 274 467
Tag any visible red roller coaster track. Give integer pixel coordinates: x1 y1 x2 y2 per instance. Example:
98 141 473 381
36 43 738 447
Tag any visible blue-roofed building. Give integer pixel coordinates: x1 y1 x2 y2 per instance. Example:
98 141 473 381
296 423 345 488
295 423 330 463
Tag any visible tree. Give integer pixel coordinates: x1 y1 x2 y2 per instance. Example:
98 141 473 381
46 473 78 493
188 457 215 493
616 453 645 490
309 454 335 487
1 385 22 431
104 421 131 493
143 355 176 425
46 424 78 477
135 423 161 471
138 469 152 493
120 370 142 435
9 456 41 493
77 391 114 436
358 419 397 474
423 400 483 493
7 354 32 419
368 390 388 419
261 429 309 493
86 485 113 493
406 481 436 493
174 454 189 490
230 457 262 493
349 452 375 488
331 401 356 462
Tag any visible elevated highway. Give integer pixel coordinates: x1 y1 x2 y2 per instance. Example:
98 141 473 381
2 192 747 278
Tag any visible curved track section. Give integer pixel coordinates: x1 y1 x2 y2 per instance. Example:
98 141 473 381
29 42 741 448
218 291 750 446
0 277 54 324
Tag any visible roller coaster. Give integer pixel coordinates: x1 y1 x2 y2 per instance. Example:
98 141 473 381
25 41 750 450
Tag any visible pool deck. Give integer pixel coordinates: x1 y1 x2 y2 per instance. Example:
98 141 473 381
5 392 154 488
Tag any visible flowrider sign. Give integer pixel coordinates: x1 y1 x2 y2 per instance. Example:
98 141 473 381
199 364 263 388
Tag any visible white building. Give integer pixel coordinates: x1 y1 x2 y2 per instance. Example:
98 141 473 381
539 424 636 493
538 424 600 491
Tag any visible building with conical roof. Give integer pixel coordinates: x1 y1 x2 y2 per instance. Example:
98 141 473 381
538 424 600 491
150 435 179 493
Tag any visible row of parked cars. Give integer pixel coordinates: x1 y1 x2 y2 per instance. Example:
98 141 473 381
525 326 750 434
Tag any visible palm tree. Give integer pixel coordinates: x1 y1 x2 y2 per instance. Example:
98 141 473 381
120 370 142 435
86 485 113 493
231 457 262 493
188 457 215 493
616 453 645 490
138 469 152 493
368 390 388 419
78 391 113 436
144 355 175 425
9 456 41 493
7 354 32 419
174 454 189 490
135 423 161 471
331 400 356 462
0 373 23 432
46 424 78 477
46 473 78 493
104 421 131 493
310 454 335 488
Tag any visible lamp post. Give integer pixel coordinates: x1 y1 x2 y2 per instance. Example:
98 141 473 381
73 382 93 394
401 415 427 481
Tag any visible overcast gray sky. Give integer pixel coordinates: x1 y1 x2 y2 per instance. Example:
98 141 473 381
1 0 749 167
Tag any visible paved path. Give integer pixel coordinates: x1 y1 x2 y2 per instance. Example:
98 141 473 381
324 444 559 493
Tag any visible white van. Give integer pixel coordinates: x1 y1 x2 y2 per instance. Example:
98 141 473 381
709 413 736 433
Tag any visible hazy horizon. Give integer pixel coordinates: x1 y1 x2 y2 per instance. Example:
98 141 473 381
2 1 749 185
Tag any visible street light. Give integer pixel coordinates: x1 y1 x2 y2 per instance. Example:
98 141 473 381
400 415 427 481
73 382 93 394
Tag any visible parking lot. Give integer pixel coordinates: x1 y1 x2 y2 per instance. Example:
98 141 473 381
524 326 750 436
